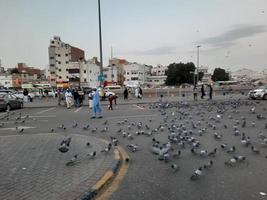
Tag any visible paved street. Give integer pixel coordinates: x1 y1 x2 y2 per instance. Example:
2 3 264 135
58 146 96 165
0 94 267 200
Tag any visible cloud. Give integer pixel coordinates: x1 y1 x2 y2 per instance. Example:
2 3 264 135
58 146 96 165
127 46 176 55
199 24 267 49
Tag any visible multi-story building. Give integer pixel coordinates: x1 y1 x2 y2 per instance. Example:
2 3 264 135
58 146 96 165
109 58 128 85
123 63 151 87
17 63 42 77
0 74 13 88
48 36 85 87
151 64 167 76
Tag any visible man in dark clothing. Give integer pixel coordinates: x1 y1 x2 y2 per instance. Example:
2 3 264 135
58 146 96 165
123 87 129 100
201 84 205 99
73 89 80 107
208 85 213 100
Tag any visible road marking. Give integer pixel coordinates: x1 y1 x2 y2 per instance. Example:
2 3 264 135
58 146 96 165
30 115 56 118
74 107 82 113
107 114 157 120
0 126 36 131
133 104 145 110
36 107 56 114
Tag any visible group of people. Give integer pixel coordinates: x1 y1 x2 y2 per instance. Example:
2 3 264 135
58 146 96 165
193 84 213 101
58 87 84 109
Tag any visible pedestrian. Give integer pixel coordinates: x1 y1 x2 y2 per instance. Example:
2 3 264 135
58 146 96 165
65 89 73 109
44 89 49 102
91 88 102 118
108 94 118 110
139 87 143 99
193 86 198 101
73 88 80 107
88 89 95 109
123 87 129 100
57 88 63 105
208 84 213 100
23 89 29 102
201 84 205 99
78 88 84 106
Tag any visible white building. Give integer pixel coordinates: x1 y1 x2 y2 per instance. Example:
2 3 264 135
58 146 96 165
146 75 167 86
0 74 13 88
151 64 167 76
123 63 151 87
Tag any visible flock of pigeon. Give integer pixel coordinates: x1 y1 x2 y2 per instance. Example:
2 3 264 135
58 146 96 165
0 98 266 181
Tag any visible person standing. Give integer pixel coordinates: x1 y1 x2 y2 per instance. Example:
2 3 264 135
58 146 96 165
65 89 73 109
88 89 95 109
193 86 198 101
123 87 129 100
91 88 102 118
23 89 29 102
208 84 213 100
57 88 63 105
201 84 205 99
73 88 80 107
44 89 49 102
135 87 139 99
139 87 143 99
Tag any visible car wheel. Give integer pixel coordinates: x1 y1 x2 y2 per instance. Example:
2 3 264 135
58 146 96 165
20 102 24 109
6 104 11 112
263 94 267 100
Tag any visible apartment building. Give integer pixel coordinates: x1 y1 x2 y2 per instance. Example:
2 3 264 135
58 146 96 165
48 36 85 87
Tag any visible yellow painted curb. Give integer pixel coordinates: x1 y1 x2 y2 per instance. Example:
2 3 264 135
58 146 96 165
92 170 114 191
95 146 129 200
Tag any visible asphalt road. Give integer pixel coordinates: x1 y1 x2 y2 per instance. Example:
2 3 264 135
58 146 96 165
0 95 267 200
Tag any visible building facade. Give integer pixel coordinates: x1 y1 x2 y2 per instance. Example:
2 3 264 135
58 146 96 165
48 36 85 87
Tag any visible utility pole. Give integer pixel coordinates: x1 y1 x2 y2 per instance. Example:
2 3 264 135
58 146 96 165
196 45 201 85
98 0 104 87
111 46 114 83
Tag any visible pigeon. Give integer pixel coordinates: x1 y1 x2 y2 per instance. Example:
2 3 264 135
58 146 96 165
227 146 236 153
208 148 217 157
101 127 108 133
101 143 112 153
86 142 90 147
190 167 203 180
251 146 260 154
16 127 24 134
225 157 237 166
50 128 54 133
87 151 96 159
126 144 139 152
66 154 78 166
91 128 98 133
83 124 90 130
72 122 78 128
103 120 108 125
172 150 181 158
171 163 180 172
203 160 213 169
111 136 119 146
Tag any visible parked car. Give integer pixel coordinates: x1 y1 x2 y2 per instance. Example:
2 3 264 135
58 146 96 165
248 85 267 100
0 92 24 111
13 91 35 101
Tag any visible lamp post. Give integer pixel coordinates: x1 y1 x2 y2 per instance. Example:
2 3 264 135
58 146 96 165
98 0 104 87
196 45 201 85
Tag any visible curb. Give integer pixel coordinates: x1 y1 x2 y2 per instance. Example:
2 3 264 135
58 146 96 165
78 148 123 200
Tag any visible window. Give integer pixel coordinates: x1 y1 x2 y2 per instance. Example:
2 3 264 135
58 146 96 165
127 72 129 75
50 72 55 74
58 61 61 64
51 41 55 44
66 61 68 64
50 57 54 59
51 79 55 81
65 53 68 56
66 69 68 71
50 64 55 67
66 76 69 78
84 70 86 73
89 70 92 73
57 54 61 57
131 77 138 80
59 76 62 79
84 78 87 82
58 69 61 72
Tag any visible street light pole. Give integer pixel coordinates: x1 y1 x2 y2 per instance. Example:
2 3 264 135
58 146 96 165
98 0 104 87
196 45 201 85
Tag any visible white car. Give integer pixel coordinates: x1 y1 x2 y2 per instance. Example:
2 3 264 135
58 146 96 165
13 91 35 100
248 85 267 100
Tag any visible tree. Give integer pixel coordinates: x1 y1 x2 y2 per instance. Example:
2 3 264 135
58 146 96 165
165 62 195 85
212 68 229 81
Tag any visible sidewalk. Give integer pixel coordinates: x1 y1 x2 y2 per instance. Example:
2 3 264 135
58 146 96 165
24 93 249 108
0 133 117 200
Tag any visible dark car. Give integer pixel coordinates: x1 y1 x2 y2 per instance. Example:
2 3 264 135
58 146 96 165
0 92 24 111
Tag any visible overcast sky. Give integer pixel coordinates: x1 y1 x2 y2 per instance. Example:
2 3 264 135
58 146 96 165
0 0 266 72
